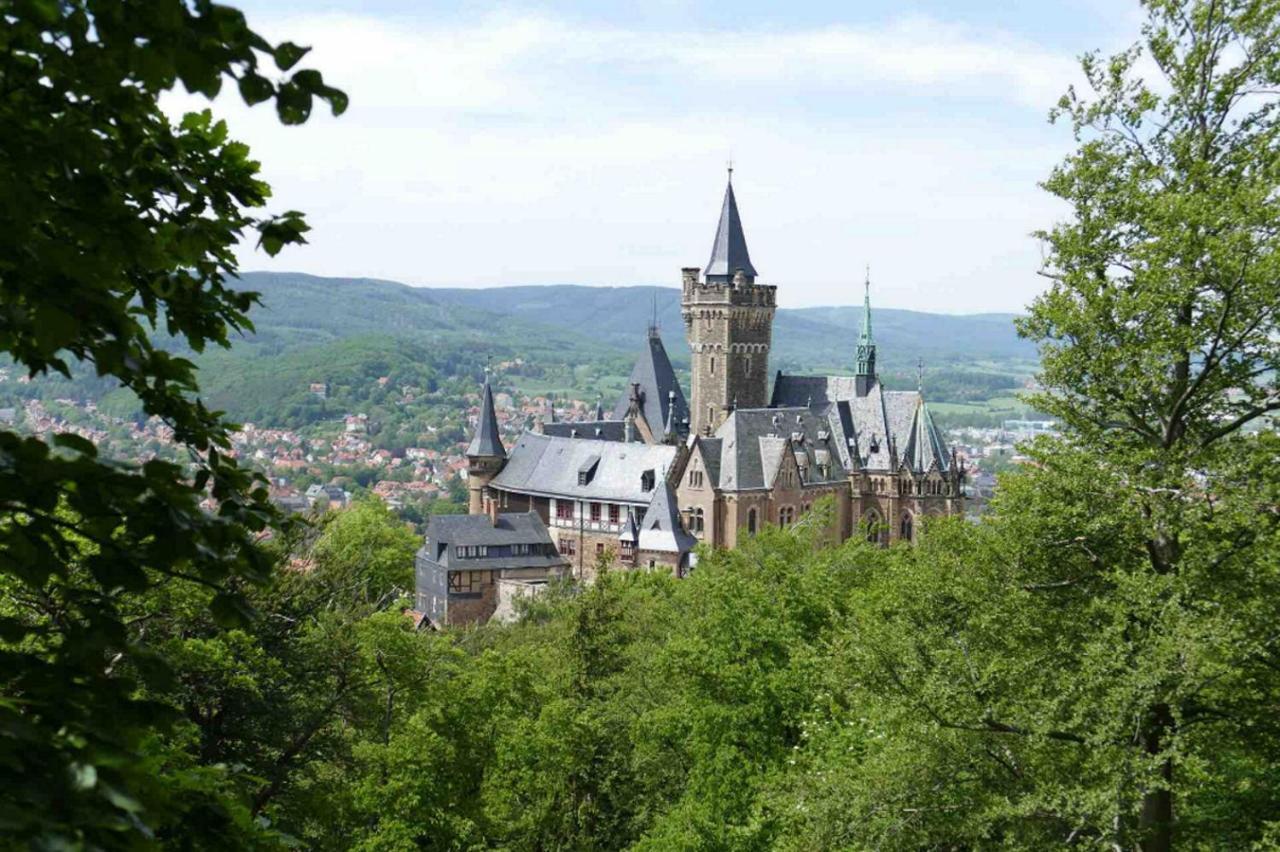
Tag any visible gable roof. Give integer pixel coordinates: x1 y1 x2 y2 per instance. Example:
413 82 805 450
705 176 757 282
611 330 688 438
638 482 697 554
711 407 849 491
770 374 953 475
467 378 505 458
418 511 567 571
491 432 678 504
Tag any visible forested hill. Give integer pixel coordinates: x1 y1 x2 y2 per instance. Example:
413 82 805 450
237 272 1037 372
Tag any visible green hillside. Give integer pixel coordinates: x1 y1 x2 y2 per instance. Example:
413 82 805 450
4 272 1039 429
414 280 1037 371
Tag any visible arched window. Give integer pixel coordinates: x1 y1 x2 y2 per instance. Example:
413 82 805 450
779 505 795 525
900 512 914 542
694 507 705 533
747 507 758 535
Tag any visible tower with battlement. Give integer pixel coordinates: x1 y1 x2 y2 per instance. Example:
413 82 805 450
682 173 777 435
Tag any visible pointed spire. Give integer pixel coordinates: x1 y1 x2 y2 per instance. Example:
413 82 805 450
467 370 505 458
705 170 757 284
855 268 878 396
593 394 605 422
860 266 874 347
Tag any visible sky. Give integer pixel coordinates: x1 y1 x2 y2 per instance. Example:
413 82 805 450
182 0 1147 314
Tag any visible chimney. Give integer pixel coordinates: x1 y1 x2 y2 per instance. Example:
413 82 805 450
487 495 499 526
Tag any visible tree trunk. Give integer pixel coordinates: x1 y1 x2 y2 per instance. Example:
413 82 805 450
1139 703 1174 852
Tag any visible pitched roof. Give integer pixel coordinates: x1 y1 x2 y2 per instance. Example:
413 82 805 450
618 506 640 544
417 511 568 571
638 482 697 553
711 407 848 490
770 374 954 475
611 330 689 437
705 176 757 282
467 378 505 458
542 420 635 442
491 432 678 504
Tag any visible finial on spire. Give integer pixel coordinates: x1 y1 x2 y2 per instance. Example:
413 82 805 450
727 158 734 183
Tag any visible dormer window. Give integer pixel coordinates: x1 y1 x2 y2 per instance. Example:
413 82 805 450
641 469 655 492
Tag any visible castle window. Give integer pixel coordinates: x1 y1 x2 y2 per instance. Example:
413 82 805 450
447 570 485 594
689 469 704 488
900 512 914 542
590 502 601 522
641 469 655 492
693 507 705 533
558 537 576 556
596 542 605 557
779 506 795 525
608 504 620 524
747 508 758 535
556 500 573 521
745 355 752 375
710 356 716 375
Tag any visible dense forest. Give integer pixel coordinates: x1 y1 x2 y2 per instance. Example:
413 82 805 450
2 1 1279 850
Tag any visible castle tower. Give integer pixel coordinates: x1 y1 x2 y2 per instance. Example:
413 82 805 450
682 171 777 435
855 271 877 397
466 372 505 515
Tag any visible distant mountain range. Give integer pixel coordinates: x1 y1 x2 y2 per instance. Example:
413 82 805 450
236 272 1038 373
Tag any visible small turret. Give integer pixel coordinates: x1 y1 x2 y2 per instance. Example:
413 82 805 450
855 269 878 397
466 372 506 515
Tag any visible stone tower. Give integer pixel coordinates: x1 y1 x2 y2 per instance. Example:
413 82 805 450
466 372 505 514
682 172 777 435
855 272 877 397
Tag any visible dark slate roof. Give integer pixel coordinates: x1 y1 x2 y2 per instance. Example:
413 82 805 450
694 437 723 489
638 482 697 554
712 407 850 491
467 379 505 458
491 432 678 504
769 374 953 475
618 506 640 544
417 511 568 571
611 330 689 437
542 420 636 442
705 177 758 282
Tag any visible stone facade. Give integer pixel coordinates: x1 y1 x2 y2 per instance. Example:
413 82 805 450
682 267 776 436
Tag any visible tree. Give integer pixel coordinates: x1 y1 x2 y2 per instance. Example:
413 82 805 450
1019 1 1280 847
0 1 343 845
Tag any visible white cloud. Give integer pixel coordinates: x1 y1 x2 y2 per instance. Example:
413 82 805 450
164 10 1089 313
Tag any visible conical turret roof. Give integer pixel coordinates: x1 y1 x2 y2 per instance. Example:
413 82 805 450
705 174 757 282
467 376 505 458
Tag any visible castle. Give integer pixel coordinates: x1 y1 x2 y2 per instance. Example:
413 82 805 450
418 174 964 624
